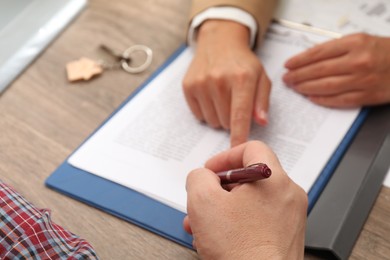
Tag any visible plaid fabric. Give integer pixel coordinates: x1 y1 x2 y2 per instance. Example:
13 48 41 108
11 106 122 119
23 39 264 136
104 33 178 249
0 180 98 259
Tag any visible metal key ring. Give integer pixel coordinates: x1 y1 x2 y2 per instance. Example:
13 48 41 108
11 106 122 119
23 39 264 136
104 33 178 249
121 45 153 74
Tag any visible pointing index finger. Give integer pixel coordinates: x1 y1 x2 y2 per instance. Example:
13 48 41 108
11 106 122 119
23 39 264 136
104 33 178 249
229 77 256 147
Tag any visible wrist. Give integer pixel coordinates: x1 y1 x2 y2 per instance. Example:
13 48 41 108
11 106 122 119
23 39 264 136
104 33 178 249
197 20 251 49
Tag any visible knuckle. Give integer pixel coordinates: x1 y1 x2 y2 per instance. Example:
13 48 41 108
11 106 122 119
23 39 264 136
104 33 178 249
232 67 258 84
231 107 251 125
234 67 252 78
207 69 225 84
353 53 376 71
348 33 369 46
182 75 206 92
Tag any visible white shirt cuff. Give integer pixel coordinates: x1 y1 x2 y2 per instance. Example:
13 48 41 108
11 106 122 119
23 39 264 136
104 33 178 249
188 7 258 48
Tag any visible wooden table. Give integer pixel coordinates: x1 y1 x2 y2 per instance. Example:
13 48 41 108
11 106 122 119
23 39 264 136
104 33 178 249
0 1 389 259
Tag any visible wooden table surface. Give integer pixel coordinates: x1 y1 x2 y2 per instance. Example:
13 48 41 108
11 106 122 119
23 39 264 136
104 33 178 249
0 0 389 259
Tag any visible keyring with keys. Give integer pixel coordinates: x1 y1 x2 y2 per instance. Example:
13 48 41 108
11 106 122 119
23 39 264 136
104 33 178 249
66 44 153 82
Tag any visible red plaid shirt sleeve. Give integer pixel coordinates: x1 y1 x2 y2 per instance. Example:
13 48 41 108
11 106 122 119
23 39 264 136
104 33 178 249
0 180 99 259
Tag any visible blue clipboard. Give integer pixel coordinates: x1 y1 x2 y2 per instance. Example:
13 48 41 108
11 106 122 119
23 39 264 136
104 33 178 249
45 45 368 249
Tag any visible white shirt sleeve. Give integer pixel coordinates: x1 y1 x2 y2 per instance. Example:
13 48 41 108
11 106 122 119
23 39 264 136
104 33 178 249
188 6 258 48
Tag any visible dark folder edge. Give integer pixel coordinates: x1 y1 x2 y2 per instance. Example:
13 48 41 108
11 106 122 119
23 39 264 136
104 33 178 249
45 44 369 251
307 108 369 212
305 105 390 260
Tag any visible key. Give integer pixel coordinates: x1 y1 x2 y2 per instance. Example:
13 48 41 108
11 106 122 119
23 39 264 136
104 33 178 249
99 44 131 63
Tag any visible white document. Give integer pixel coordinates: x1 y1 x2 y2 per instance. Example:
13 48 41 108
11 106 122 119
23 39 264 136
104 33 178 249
276 0 390 36
68 24 361 213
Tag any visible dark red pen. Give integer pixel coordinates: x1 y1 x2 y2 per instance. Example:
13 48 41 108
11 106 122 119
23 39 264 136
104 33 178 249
216 163 272 184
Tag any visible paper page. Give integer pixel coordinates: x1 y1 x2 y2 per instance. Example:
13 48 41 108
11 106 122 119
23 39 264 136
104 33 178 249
68 23 360 213
275 0 390 36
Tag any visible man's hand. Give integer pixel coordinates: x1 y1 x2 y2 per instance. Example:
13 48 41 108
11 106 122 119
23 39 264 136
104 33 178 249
184 141 307 260
283 33 390 107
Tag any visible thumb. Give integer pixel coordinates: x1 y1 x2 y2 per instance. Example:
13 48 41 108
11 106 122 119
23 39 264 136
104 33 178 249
186 168 221 194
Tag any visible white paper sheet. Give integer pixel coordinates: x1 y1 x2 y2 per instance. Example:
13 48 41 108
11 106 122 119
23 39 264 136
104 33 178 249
68 24 360 213
276 0 390 36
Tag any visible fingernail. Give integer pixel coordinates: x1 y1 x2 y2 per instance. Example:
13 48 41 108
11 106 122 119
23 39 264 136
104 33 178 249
282 74 291 85
256 109 268 126
283 77 295 88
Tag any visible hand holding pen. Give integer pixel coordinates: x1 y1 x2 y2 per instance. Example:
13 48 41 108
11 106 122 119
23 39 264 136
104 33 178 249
184 141 308 259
